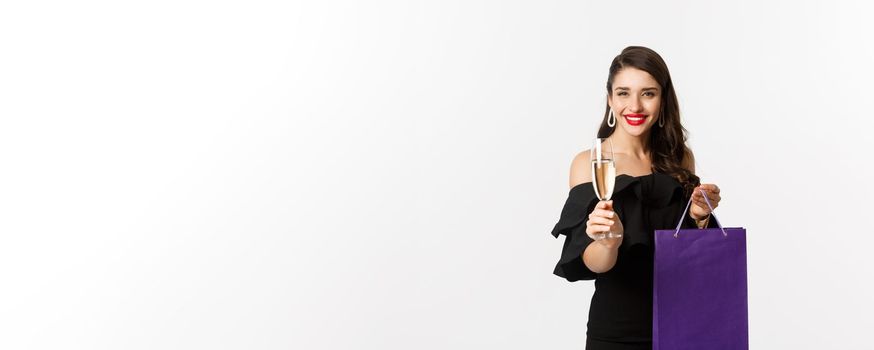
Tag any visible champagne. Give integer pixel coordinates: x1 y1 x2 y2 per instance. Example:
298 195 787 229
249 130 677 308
591 159 616 201
590 138 621 240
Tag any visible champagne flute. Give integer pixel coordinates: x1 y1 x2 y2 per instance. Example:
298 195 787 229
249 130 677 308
591 138 621 240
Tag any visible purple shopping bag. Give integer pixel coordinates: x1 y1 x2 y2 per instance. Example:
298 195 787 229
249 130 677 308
653 190 748 350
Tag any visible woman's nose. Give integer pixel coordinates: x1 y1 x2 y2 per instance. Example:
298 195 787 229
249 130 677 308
628 98 642 112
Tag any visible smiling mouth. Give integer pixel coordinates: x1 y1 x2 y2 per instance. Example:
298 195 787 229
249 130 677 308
624 114 647 125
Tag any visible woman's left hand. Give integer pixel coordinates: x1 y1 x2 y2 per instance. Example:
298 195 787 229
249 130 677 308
690 183 721 220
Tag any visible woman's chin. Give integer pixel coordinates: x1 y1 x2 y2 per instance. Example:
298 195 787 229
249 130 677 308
620 123 652 136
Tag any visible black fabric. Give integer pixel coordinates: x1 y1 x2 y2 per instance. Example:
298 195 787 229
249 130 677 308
586 337 652 350
550 172 720 346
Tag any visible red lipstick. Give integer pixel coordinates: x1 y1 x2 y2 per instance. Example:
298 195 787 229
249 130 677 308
624 113 647 126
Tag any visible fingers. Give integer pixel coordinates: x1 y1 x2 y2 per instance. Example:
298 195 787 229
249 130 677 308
588 204 617 223
693 196 719 210
591 208 615 219
692 184 721 210
587 224 612 235
587 209 616 231
698 183 720 193
587 200 617 236
692 191 719 205
692 200 713 213
695 185 721 201
595 200 613 210
587 215 615 227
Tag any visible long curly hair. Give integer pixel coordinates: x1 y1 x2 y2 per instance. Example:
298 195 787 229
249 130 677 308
596 46 700 198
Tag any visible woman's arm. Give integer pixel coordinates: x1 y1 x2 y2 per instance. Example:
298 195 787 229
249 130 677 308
583 238 619 273
582 200 624 273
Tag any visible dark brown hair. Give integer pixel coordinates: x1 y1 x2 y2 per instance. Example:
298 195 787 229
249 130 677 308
597 46 700 198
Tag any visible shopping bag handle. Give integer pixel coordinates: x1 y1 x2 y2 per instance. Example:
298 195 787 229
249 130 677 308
673 189 727 238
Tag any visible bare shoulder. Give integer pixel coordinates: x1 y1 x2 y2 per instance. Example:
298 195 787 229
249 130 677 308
683 149 696 175
569 149 592 189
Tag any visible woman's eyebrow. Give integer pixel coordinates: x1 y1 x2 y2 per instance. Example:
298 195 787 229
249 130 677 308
614 87 659 91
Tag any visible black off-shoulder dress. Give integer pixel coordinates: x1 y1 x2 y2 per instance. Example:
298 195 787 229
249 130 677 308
550 172 719 350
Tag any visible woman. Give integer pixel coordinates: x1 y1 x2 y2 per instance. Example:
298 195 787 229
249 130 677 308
550 46 723 350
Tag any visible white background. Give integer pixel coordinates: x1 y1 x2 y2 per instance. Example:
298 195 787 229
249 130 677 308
2 1 873 349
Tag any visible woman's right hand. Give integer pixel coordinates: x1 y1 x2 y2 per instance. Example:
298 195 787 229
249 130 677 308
586 200 624 249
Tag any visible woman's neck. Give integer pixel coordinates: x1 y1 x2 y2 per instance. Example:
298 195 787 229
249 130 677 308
608 131 650 160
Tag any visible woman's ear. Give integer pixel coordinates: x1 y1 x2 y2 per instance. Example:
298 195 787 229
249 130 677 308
606 93 613 110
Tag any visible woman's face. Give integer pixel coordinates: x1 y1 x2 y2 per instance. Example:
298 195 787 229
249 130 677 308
607 67 662 137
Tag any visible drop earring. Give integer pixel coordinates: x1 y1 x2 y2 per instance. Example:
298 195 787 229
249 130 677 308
658 116 665 127
608 110 616 127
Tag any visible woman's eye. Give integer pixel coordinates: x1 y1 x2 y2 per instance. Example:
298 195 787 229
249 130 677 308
617 92 628 96
643 92 655 97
